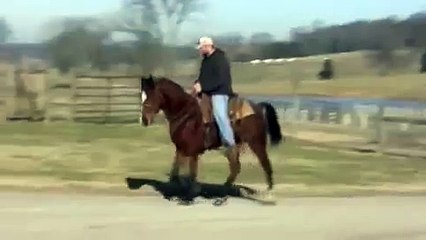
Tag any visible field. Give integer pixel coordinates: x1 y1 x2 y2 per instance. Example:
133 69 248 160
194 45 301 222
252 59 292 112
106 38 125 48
1 50 426 197
229 51 426 100
39 50 426 101
151 50 422 101
1 123 426 196
36 50 425 123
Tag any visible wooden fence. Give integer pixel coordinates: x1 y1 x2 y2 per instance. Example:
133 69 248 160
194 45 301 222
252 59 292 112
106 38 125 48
12 69 47 121
271 100 426 158
48 75 142 123
0 65 47 122
0 64 13 123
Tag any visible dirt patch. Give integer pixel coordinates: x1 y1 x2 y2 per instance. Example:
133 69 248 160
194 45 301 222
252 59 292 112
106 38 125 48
1 176 426 198
292 131 365 143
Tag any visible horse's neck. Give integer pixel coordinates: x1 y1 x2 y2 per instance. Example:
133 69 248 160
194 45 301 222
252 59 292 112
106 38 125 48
162 92 195 122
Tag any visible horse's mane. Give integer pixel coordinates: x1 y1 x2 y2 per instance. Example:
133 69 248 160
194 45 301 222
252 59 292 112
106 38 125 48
155 77 189 97
153 77 199 120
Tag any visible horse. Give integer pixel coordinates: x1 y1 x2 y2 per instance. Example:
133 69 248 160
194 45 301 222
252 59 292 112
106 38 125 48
140 75 283 201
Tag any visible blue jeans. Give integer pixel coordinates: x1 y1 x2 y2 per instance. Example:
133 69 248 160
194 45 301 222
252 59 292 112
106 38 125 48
212 95 235 147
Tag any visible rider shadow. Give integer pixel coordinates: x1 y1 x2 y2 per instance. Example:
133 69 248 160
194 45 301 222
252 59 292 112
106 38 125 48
125 177 266 205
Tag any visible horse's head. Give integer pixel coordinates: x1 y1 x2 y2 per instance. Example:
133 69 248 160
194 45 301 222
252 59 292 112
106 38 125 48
140 75 193 126
140 74 163 126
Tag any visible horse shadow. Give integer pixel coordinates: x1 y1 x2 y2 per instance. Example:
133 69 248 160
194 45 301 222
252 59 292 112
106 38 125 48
125 177 267 205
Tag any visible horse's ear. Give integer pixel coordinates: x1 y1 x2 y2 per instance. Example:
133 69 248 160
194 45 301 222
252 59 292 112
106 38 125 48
141 74 155 91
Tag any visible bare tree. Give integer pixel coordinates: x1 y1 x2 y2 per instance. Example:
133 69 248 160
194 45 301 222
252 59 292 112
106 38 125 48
121 0 204 75
124 0 204 44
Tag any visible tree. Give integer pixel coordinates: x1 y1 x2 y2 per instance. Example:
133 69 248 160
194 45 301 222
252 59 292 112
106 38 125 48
258 42 303 59
121 0 204 74
121 0 204 45
0 18 12 43
48 27 108 73
250 32 275 45
367 19 401 75
214 32 245 45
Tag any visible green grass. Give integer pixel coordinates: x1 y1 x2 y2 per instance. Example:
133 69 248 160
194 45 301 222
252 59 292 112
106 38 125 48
1 122 426 196
40 50 426 102
225 51 423 100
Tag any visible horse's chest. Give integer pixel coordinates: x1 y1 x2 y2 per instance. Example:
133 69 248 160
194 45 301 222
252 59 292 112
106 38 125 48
170 120 203 149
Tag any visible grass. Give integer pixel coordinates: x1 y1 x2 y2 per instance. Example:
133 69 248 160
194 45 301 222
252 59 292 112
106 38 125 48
39 50 426 102
14 50 422 122
230 51 426 100
1 122 426 196
234 73 426 101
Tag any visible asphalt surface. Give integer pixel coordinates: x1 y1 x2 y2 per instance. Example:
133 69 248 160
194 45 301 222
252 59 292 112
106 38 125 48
1 192 426 240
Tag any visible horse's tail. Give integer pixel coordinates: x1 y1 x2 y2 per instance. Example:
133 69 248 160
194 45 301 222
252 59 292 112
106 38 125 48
259 102 283 146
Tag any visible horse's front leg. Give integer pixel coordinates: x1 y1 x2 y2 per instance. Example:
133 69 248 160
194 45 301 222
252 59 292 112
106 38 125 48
185 155 201 201
169 151 185 185
224 146 241 187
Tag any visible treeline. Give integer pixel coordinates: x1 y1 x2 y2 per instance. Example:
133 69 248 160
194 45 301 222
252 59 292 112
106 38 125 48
226 12 426 62
21 11 426 73
46 26 199 74
291 12 426 55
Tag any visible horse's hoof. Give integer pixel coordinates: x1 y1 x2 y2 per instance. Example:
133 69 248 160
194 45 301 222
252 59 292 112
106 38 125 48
213 197 228 206
263 190 277 203
191 182 202 195
168 176 181 185
126 178 142 190
165 196 180 202
240 188 277 205
257 190 277 205
178 200 194 206
223 182 236 189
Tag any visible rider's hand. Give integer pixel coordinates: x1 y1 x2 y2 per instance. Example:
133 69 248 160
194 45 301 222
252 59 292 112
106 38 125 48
193 82 202 93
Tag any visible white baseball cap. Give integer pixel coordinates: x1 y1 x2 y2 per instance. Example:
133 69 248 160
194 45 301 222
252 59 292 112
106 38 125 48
197 36 214 49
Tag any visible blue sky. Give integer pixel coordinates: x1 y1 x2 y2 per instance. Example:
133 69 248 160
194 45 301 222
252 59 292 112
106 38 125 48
3 0 426 43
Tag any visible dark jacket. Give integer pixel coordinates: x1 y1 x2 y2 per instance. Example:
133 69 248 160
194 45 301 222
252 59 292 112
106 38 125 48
198 48 233 95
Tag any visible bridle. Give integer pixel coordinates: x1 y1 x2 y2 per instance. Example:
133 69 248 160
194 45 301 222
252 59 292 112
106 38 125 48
141 89 197 136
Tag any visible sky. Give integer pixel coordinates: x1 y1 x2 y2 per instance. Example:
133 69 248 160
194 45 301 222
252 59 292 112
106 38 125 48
2 0 426 43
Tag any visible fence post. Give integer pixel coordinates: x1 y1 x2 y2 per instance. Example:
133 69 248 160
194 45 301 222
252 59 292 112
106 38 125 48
105 77 112 124
71 73 77 122
375 104 386 149
139 77 143 126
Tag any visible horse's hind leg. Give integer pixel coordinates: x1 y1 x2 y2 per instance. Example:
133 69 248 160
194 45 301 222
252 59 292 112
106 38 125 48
248 140 274 190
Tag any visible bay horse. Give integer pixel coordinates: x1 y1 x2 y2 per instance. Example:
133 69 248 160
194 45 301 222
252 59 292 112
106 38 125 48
140 75 283 200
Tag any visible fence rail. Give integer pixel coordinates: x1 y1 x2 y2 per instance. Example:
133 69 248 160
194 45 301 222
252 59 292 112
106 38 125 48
47 75 142 123
382 116 426 125
262 98 426 158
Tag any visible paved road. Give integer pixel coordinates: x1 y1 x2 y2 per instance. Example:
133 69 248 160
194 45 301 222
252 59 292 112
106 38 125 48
1 192 426 240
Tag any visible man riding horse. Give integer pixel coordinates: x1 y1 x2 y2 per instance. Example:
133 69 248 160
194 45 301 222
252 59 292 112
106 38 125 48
139 37 283 203
193 36 238 161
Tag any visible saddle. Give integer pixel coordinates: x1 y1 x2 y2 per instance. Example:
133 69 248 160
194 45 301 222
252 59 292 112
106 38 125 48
195 93 256 149
197 93 255 124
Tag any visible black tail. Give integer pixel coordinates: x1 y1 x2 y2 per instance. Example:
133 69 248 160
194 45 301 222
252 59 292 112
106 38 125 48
259 102 283 146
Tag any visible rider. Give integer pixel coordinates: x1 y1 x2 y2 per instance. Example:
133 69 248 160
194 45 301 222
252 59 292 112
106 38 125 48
193 36 238 158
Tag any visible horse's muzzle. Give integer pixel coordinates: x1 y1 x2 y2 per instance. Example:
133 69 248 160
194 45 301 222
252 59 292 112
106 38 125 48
142 115 152 126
